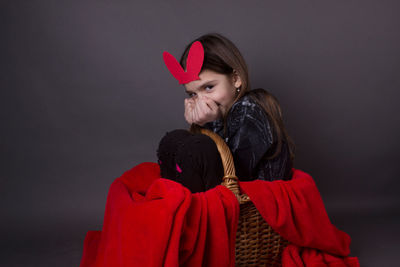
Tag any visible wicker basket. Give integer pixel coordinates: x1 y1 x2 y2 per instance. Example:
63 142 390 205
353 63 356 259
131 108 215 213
197 127 290 266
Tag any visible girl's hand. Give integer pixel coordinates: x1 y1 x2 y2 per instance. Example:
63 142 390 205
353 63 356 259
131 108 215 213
184 95 221 126
184 98 195 124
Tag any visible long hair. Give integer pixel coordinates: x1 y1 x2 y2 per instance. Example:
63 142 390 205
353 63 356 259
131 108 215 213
244 88 296 163
179 32 295 163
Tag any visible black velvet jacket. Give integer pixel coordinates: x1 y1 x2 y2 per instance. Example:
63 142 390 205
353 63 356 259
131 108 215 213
202 94 293 181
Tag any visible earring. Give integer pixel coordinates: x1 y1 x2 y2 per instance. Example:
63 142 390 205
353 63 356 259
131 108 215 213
236 87 240 93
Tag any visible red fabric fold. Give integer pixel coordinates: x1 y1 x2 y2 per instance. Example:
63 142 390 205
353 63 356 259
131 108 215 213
239 168 360 267
79 162 359 267
80 162 239 267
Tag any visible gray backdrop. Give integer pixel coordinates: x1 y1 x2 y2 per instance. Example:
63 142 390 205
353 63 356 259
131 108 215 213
1 0 399 266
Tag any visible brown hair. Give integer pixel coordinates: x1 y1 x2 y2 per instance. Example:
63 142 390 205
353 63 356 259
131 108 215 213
244 88 296 163
179 32 295 163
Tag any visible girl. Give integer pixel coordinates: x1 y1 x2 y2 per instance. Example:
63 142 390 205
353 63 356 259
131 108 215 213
157 33 295 193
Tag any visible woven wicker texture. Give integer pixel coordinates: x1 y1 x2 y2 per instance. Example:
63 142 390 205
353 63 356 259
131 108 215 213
196 127 290 266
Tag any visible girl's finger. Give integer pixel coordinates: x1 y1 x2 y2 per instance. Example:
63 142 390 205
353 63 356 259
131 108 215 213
184 104 192 124
197 96 208 115
193 99 201 123
186 99 196 123
204 96 218 112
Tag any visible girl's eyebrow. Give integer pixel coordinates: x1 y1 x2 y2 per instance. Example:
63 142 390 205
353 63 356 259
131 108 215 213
185 79 218 94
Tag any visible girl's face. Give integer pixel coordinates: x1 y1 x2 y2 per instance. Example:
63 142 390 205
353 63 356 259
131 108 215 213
183 69 242 117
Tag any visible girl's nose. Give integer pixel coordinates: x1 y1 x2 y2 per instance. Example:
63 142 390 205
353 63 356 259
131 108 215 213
197 94 205 100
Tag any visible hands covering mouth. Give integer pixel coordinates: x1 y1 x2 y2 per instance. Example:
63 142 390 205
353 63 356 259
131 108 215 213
184 96 222 126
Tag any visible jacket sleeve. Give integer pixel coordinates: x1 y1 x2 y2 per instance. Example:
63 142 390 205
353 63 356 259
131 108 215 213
226 102 274 181
202 118 224 135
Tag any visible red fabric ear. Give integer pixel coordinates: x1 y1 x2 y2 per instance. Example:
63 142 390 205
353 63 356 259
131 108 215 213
162 41 204 84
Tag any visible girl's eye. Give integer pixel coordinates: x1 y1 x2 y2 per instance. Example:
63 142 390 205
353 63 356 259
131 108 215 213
186 86 213 98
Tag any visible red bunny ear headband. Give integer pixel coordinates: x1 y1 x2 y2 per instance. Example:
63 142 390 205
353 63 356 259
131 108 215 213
162 41 204 84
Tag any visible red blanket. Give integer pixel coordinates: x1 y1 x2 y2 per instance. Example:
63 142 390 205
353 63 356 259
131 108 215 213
79 162 359 267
